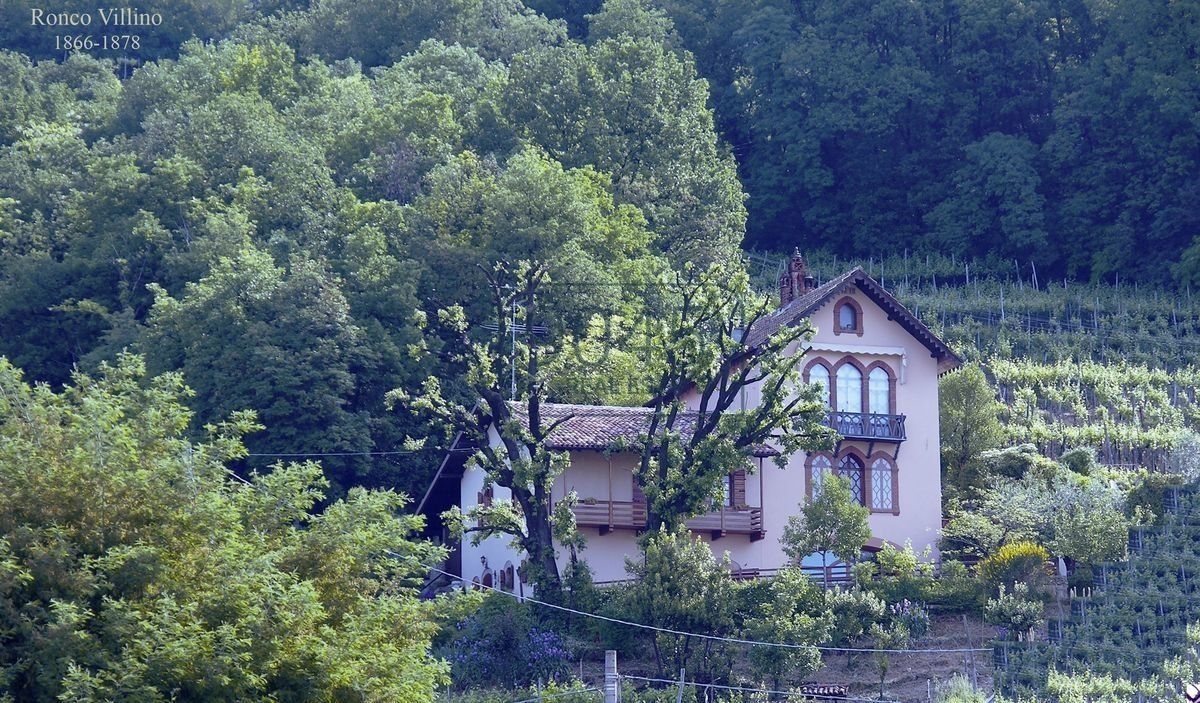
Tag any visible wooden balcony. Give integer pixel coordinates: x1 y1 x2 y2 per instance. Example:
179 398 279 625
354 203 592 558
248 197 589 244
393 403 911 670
824 411 906 441
686 505 765 541
573 500 646 534
571 500 763 541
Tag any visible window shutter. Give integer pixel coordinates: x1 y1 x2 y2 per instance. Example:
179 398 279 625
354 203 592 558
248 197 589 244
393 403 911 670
732 470 747 506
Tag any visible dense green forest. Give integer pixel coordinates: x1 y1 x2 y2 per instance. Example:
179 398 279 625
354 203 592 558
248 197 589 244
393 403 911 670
3 0 1198 501
3 1 1200 700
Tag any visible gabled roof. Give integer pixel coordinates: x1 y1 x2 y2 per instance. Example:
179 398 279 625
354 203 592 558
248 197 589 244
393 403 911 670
745 267 962 374
506 402 779 457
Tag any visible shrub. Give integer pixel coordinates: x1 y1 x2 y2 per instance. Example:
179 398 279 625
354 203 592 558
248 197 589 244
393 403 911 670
826 588 886 646
743 568 831 690
928 560 985 613
887 599 931 640
1059 447 1097 476
855 542 936 603
978 541 1050 595
983 583 1044 640
1125 470 1184 525
971 444 1056 482
595 582 641 655
623 527 734 678
1066 563 1094 593
936 674 986 703
445 594 571 689
449 681 597 703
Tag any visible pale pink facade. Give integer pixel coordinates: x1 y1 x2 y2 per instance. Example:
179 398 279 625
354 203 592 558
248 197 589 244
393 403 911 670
454 263 958 595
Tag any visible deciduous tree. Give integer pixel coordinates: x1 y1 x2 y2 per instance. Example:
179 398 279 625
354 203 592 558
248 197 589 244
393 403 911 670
782 473 871 589
0 354 453 702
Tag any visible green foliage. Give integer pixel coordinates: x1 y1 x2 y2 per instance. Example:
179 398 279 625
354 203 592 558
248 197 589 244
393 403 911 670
942 455 1126 567
925 134 1047 259
443 594 571 689
983 583 1044 640
633 263 835 534
782 474 870 588
622 527 734 677
936 674 986 703
503 8 746 264
855 542 936 605
940 364 1006 496
444 680 598 703
978 542 1050 596
869 618 912 700
0 354 452 701
1059 447 1098 476
1125 470 1184 525
1047 482 1129 565
1044 671 1140 703
742 568 830 690
927 560 986 613
824 588 886 648
143 247 375 493
971 444 1058 483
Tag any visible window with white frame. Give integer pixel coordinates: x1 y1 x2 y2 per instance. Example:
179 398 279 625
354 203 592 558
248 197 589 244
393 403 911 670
868 367 890 414
836 365 863 413
870 457 895 511
809 364 831 407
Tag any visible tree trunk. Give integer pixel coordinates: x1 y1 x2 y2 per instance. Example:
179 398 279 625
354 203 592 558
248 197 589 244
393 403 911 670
526 506 562 598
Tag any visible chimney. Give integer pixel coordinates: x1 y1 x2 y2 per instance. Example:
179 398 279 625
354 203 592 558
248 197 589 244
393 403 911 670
780 248 810 306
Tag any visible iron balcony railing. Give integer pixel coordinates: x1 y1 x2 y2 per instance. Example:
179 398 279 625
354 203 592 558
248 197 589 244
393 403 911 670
824 411 906 441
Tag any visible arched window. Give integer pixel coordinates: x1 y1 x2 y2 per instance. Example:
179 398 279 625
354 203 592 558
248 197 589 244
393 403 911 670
868 367 890 414
835 365 863 413
809 364 831 407
839 303 857 331
834 297 864 335
810 455 832 498
837 454 865 505
870 458 895 511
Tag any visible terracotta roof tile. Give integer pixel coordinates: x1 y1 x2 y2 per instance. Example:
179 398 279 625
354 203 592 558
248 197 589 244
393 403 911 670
744 268 860 348
506 402 778 457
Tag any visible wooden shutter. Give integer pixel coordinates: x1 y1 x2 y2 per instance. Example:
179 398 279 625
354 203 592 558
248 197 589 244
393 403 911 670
732 470 747 507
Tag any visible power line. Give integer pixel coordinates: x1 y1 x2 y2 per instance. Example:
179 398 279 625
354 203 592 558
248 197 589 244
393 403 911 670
412 560 990 655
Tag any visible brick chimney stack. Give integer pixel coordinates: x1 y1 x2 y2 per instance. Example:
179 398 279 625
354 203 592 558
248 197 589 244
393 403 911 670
779 248 813 306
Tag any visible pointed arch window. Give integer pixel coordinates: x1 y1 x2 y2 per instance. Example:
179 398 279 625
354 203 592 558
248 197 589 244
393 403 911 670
809 364 831 408
809 455 833 499
868 367 890 414
839 304 857 331
870 457 895 512
837 454 865 505
836 365 863 413
834 297 864 336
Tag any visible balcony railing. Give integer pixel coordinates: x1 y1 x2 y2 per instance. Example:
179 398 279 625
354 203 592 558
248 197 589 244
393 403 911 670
572 500 763 540
686 504 764 538
824 411 906 441
573 500 647 532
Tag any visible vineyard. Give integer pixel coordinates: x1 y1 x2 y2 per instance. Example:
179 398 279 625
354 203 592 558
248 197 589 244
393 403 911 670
749 250 1200 467
993 487 1200 700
